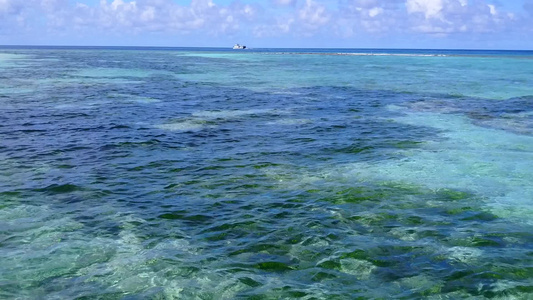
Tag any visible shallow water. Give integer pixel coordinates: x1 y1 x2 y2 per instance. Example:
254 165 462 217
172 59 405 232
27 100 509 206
0 47 532 299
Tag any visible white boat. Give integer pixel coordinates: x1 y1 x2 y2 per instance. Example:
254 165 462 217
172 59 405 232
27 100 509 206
233 44 246 49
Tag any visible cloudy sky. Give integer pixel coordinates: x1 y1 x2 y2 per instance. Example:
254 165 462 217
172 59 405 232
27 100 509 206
1 0 532 49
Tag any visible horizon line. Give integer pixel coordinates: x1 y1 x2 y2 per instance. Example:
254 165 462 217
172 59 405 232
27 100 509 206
1 44 532 52
0 44 533 51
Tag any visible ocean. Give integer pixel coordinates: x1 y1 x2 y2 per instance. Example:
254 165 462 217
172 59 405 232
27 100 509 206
0 46 532 299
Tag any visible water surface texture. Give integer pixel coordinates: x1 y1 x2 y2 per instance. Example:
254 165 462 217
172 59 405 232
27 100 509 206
1 47 532 299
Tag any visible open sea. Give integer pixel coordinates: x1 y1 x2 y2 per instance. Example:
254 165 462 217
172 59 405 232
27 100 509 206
0 46 532 299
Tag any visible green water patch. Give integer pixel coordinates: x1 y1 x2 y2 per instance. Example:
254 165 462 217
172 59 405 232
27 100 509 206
390 140 425 149
158 211 213 225
253 261 295 272
37 183 84 194
258 177 532 292
0 191 22 209
322 182 476 207
229 242 292 257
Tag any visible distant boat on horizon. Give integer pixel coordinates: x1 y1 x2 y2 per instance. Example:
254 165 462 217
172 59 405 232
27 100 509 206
233 44 246 49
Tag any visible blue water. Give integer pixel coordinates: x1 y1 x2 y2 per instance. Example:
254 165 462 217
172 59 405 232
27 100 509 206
0 47 532 299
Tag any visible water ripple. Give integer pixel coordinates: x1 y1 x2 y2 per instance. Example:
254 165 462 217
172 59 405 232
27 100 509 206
0 48 532 299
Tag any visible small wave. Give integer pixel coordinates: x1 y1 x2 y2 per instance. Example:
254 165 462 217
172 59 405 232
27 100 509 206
37 183 83 194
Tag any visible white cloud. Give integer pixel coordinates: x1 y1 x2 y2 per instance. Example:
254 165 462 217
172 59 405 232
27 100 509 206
252 15 295 38
298 0 330 30
405 0 516 34
0 0 530 47
140 6 155 22
0 0 34 34
487 4 496 15
335 0 404 36
406 0 444 19
59 0 261 35
368 7 383 17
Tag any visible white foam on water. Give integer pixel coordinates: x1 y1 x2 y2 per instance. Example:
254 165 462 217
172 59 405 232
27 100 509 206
347 106 533 223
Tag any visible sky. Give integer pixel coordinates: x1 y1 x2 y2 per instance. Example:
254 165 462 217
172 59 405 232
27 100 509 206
0 0 532 49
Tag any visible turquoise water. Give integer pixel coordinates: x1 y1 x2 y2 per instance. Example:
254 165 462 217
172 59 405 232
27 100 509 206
0 47 532 299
